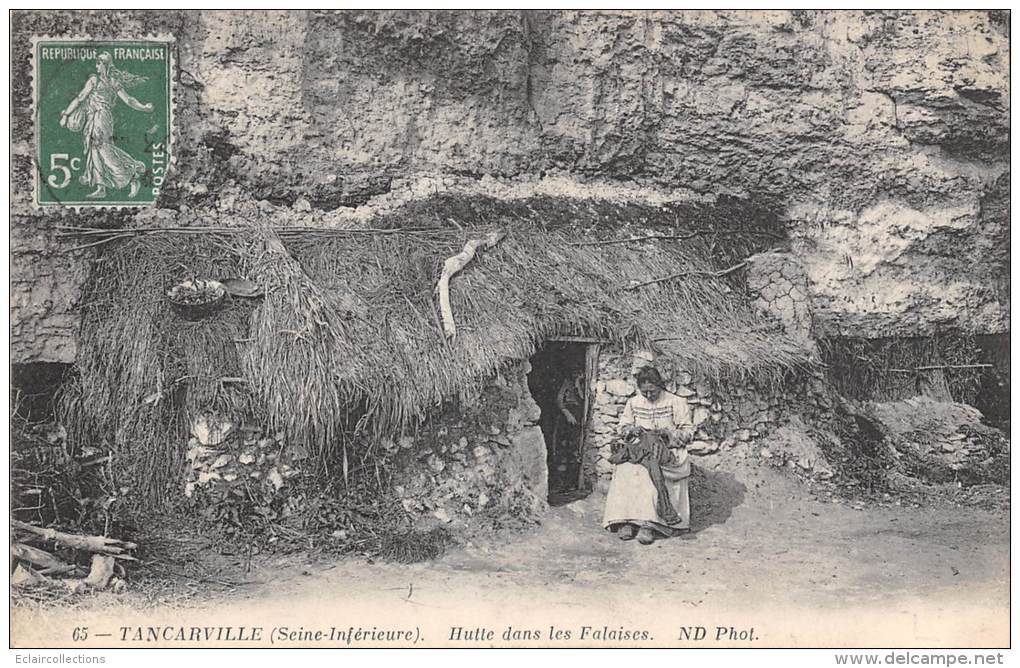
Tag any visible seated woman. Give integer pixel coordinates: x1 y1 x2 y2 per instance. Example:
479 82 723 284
603 366 694 545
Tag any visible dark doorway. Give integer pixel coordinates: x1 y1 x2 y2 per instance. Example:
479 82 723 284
12 362 72 422
974 333 1010 429
528 341 598 505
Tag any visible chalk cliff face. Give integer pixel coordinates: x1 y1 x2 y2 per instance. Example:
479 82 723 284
10 10 1010 361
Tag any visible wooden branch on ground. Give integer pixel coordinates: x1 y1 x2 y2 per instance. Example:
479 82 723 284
38 564 80 577
435 231 506 339
12 520 138 559
12 543 73 572
11 563 48 588
625 260 748 292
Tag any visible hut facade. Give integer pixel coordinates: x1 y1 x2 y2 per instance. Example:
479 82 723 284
52 194 823 537
8 10 1009 555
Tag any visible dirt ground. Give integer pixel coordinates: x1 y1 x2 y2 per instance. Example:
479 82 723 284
11 456 1010 649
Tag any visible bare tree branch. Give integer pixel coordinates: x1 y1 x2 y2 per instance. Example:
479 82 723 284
625 261 748 291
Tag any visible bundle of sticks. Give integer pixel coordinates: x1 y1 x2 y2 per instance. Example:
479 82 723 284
11 519 138 593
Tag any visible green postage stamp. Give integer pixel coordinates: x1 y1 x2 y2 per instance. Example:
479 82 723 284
33 37 174 207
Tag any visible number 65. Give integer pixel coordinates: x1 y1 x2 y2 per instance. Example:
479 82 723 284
47 153 81 189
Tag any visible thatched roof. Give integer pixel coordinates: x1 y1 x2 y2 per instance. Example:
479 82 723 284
62 194 811 497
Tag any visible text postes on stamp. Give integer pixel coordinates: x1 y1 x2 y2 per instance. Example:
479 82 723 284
33 38 174 207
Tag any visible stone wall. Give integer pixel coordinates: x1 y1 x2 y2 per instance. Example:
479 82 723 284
587 348 836 486
747 251 814 344
171 360 551 537
387 361 548 532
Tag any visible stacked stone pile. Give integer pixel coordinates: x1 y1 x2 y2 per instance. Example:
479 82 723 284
390 363 548 531
589 350 836 483
746 251 814 343
755 415 836 479
862 397 1009 485
182 424 309 537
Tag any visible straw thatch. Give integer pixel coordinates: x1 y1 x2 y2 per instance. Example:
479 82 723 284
59 234 259 501
61 194 811 501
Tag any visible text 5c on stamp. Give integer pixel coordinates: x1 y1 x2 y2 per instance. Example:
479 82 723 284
33 37 174 207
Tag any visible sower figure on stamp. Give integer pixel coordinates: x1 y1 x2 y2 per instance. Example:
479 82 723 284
59 51 153 199
603 366 694 545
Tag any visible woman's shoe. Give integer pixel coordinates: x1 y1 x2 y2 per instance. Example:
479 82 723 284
636 527 657 545
617 524 637 541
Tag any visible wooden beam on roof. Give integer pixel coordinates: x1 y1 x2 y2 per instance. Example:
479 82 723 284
546 336 610 344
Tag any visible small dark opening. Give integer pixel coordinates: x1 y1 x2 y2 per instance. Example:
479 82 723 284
818 333 1009 430
818 334 999 406
974 333 1010 429
528 342 592 505
11 362 72 422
